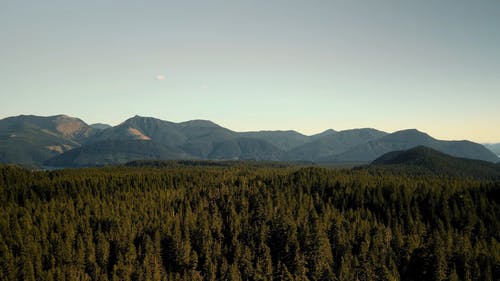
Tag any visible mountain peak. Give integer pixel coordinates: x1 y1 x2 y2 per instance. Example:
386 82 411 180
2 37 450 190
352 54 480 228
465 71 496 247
127 115 150 121
386 129 434 142
392 128 426 135
311 129 337 139
90 123 112 130
179 119 221 128
50 115 90 138
54 114 75 119
121 115 172 126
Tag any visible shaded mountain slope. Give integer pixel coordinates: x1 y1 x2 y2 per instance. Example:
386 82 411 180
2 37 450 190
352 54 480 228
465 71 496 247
240 130 310 151
287 128 387 161
0 114 95 143
2 114 497 167
92 116 187 146
177 119 237 157
90 123 112 130
332 129 498 163
208 138 283 161
0 115 96 166
44 140 191 167
310 129 337 140
368 146 500 179
484 143 500 156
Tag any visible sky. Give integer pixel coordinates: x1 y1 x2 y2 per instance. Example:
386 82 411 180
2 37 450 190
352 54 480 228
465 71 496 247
1 0 499 142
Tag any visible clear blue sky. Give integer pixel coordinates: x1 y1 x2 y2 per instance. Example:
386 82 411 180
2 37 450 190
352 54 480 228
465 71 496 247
1 0 499 142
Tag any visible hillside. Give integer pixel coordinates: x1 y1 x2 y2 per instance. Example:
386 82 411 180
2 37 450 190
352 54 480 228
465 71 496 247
287 128 387 161
44 140 191 167
208 138 284 161
91 116 188 146
239 130 310 151
331 129 498 163
90 123 112 130
369 146 500 179
484 143 500 157
0 115 96 166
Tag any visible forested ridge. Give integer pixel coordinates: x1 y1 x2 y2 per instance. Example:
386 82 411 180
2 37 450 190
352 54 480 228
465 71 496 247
0 164 499 280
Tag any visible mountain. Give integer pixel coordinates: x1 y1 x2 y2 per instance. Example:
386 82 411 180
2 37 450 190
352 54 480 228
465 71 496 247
483 143 500 157
240 129 341 152
310 129 337 140
1 114 497 167
0 115 96 166
286 128 388 161
44 140 191 167
90 123 112 130
91 116 187 146
177 119 237 157
331 129 499 163
208 138 283 160
240 130 310 151
369 146 500 179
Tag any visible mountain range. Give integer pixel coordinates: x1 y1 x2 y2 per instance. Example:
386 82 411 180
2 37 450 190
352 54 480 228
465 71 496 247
483 143 500 156
0 114 498 167
368 146 500 179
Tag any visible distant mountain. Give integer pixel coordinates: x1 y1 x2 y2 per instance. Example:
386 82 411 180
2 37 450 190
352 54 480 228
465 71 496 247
0 115 96 166
287 128 387 161
240 129 341 152
44 140 191 167
240 130 310 151
177 119 237 157
1 114 497 167
369 146 500 179
483 143 500 157
331 129 498 163
90 123 112 130
208 138 283 161
92 116 188 146
310 129 337 140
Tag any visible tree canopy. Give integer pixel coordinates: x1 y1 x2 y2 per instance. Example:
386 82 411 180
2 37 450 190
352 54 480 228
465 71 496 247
0 164 498 280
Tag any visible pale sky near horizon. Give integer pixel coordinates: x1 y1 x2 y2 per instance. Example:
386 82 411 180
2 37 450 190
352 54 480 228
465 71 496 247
1 0 499 142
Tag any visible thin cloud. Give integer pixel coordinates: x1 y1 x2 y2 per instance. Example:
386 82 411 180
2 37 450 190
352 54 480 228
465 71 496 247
156 74 166 81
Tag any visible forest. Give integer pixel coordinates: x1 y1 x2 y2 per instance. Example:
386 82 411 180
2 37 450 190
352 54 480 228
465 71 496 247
0 163 499 280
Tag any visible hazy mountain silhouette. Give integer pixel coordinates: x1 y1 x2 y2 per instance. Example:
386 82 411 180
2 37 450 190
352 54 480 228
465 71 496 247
177 119 237 157
240 130 310 151
483 143 500 157
330 129 498 163
369 146 500 179
208 138 283 161
0 115 497 167
240 129 341 152
90 123 112 130
44 140 192 167
310 129 337 140
287 128 387 161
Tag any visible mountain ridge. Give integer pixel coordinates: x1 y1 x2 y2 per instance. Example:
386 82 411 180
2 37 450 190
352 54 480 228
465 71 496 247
367 146 500 179
330 129 499 163
0 115 98 166
483 143 500 157
0 114 497 167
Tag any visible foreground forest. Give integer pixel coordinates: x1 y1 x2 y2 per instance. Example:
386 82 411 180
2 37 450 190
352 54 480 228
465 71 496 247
0 163 499 281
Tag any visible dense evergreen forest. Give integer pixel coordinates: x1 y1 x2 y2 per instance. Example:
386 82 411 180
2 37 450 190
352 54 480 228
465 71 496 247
0 163 499 280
